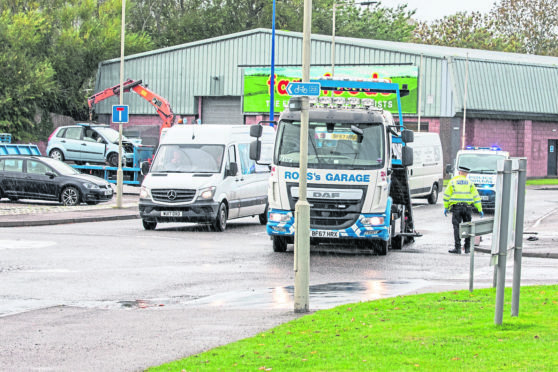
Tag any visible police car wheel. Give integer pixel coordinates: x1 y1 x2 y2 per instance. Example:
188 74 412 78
427 184 438 204
272 236 288 252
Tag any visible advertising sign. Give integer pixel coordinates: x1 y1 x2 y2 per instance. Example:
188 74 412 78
243 66 418 114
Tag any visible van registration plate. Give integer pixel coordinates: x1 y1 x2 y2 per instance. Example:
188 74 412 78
161 211 182 217
311 230 339 238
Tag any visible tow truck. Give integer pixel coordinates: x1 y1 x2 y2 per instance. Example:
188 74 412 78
250 78 420 255
447 146 510 210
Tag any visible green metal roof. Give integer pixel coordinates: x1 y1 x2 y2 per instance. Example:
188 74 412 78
95 28 558 120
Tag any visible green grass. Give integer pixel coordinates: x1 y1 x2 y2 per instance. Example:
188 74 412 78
149 285 558 371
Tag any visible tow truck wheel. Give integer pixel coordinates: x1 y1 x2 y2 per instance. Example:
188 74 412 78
213 202 228 232
49 149 64 162
376 240 388 256
272 236 288 252
391 235 404 250
142 219 157 230
427 184 439 204
107 153 119 167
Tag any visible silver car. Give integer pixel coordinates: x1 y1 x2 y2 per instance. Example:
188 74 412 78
46 123 135 167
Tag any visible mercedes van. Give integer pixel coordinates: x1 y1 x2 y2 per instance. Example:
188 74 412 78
139 124 275 231
407 132 443 204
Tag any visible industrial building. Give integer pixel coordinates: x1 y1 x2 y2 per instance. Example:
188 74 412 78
94 28 558 177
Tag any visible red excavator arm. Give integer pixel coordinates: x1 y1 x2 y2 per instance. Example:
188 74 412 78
88 79 176 133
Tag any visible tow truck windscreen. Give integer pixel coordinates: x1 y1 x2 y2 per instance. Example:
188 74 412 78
275 121 384 170
457 154 506 173
150 144 224 173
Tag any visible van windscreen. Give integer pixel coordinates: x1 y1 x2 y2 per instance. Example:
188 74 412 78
151 144 225 173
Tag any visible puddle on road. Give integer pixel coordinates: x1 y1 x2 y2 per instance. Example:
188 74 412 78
178 280 429 310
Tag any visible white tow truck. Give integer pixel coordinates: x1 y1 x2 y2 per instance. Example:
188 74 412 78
250 79 420 255
447 146 510 210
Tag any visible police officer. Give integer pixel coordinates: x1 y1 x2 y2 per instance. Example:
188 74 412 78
443 166 484 254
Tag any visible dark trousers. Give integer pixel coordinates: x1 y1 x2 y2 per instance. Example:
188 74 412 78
452 204 472 249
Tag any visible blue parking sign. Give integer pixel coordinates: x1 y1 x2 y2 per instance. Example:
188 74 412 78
112 105 129 123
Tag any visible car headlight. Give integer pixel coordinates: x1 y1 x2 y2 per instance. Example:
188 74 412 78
360 216 384 226
269 212 293 223
139 186 151 199
83 182 101 190
198 186 216 200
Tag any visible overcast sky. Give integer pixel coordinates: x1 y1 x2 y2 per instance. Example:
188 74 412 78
384 0 497 22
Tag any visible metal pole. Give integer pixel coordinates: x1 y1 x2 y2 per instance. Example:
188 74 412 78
511 158 527 316
269 0 277 124
294 0 312 314
468 224 475 292
116 0 125 209
331 2 336 77
417 54 423 132
460 54 469 150
495 159 512 325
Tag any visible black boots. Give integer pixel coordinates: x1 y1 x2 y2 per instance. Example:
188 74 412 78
448 248 461 254
464 247 470 254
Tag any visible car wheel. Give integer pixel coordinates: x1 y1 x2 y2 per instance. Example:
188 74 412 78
142 219 157 230
49 149 64 162
272 236 288 252
259 203 268 225
61 186 80 206
427 184 439 204
213 202 228 232
107 153 119 167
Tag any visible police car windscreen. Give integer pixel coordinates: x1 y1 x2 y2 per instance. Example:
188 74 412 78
275 121 384 170
457 154 506 173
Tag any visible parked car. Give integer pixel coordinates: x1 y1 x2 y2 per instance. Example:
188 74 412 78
0 155 114 206
46 123 136 167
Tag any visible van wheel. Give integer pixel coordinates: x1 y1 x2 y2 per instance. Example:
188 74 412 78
213 203 228 232
259 204 268 225
427 184 439 204
142 219 157 230
107 153 119 167
272 236 288 252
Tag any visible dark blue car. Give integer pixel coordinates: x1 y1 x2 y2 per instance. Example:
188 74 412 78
0 155 113 206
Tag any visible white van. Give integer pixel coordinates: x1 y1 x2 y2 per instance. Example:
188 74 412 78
139 124 275 231
407 132 444 204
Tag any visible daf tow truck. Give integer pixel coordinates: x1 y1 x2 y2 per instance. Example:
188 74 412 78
447 146 510 210
250 79 420 255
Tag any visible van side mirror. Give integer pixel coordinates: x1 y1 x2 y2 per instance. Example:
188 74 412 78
227 162 238 177
249 140 261 161
402 146 413 167
401 129 414 144
250 124 263 138
445 164 453 174
141 161 150 175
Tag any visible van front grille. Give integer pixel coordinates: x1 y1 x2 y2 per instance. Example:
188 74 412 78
152 189 196 203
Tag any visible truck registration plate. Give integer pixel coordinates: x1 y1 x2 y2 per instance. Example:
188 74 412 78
311 230 339 238
161 211 182 217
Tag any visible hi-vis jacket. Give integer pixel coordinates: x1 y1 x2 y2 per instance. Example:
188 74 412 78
443 175 483 212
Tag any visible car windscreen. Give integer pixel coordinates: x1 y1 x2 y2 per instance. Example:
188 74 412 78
150 144 225 173
457 154 506 173
275 121 384 170
40 157 81 175
95 127 129 143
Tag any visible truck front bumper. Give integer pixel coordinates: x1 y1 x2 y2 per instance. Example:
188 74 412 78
266 209 390 241
139 199 219 223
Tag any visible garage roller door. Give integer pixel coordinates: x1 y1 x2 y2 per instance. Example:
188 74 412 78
201 96 243 124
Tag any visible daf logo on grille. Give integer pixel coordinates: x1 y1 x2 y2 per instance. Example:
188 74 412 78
167 190 177 200
312 192 340 198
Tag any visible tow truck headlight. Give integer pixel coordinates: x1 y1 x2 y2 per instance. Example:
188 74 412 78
360 216 384 226
269 212 293 223
139 186 151 199
198 186 216 200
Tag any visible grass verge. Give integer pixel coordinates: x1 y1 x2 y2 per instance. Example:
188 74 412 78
149 285 558 371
